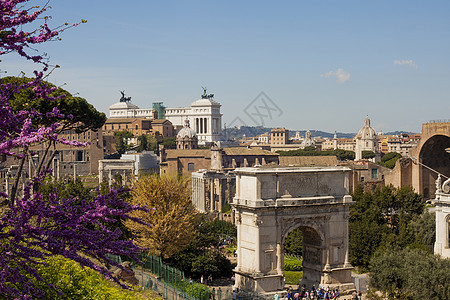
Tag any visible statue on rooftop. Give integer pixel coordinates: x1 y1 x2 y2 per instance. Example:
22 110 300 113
201 86 214 99
119 90 132 102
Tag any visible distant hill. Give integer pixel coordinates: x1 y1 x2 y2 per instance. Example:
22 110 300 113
222 126 355 140
383 131 418 136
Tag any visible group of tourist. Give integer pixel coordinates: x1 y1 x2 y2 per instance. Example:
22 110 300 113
286 284 340 300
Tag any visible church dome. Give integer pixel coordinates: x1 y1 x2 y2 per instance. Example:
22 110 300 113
355 116 377 139
177 119 197 139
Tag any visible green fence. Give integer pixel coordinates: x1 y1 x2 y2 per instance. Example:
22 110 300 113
107 254 214 300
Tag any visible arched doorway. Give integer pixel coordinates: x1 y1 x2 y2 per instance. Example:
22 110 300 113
283 225 324 287
419 135 450 199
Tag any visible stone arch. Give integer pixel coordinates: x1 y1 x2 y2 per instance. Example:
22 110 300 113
418 134 450 198
232 166 354 296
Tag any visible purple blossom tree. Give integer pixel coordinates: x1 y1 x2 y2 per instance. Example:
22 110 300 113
0 1 145 299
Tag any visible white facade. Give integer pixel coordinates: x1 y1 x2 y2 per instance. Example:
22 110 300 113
354 116 380 161
165 97 222 145
109 101 155 119
434 175 450 258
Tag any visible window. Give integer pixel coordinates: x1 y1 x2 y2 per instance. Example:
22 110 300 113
188 163 195 171
361 176 365 182
371 168 378 179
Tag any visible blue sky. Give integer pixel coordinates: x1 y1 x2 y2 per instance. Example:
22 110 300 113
3 1 450 133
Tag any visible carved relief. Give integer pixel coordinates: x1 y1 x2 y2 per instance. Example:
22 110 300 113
442 177 450 194
303 247 322 265
254 216 263 226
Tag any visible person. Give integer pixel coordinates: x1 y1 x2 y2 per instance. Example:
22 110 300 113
217 287 222 300
351 291 358 300
274 293 279 300
287 289 292 299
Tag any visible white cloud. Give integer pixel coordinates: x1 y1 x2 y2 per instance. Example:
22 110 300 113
320 68 350 83
393 60 418 68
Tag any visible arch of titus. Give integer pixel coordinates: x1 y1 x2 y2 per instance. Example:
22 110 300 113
232 166 355 295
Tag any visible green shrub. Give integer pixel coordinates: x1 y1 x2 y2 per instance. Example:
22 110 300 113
173 281 211 300
32 255 143 300
284 255 303 271
284 271 303 285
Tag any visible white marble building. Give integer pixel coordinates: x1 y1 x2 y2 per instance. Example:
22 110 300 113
165 92 222 145
107 90 223 145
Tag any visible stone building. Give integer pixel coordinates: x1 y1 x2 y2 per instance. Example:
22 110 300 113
378 133 421 157
121 151 159 175
270 128 289 146
160 146 279 177
354 116 381 161
98 159 135 186
191 170 236 213
103 117 174 141
347 160 392 192
188 144 279 213
385 121 450 199
1 128 104 179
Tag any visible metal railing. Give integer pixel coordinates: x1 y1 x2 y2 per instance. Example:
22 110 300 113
107 254 215 300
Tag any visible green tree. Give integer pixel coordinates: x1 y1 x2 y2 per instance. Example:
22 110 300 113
38 177 92 202
284 227 303 256
168 217 236 278
349 185 425 270
114 130 134 154
191 249 233 278
161 136 176 149
369 248 450 300
276 148 355 161
362 150 375 159
136 134 157 152
3 76 107 193
126 175 199 259
401 211 436 253
3 76 106 133
379 152 402 169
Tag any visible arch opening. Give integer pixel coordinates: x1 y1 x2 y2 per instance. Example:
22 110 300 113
283 225 324 288
419 134 450 199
